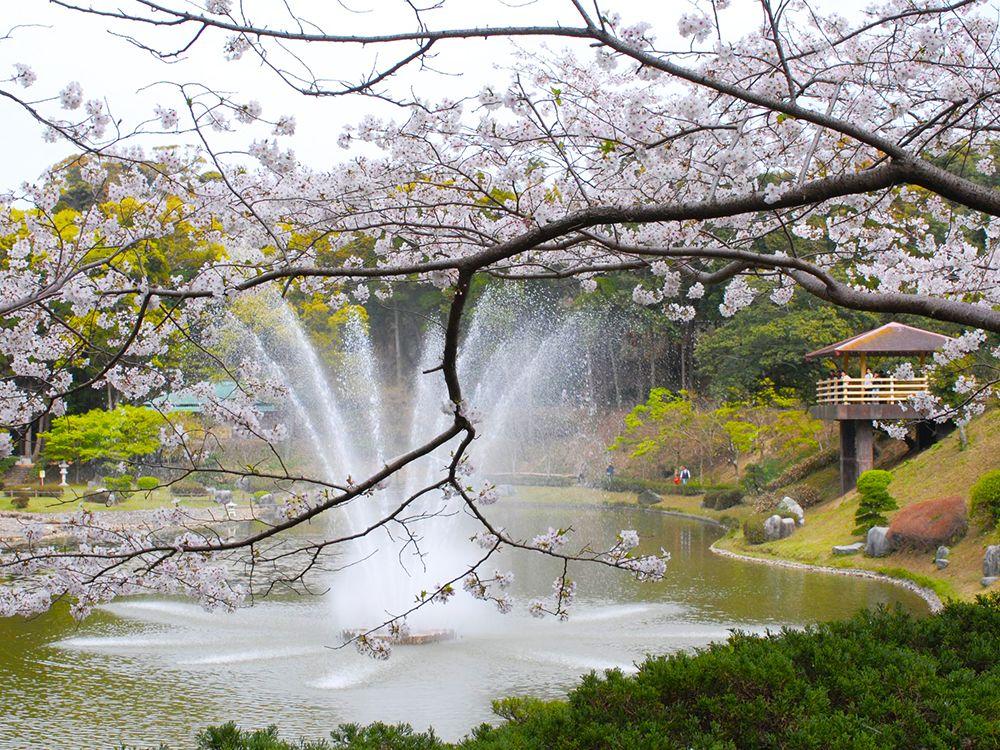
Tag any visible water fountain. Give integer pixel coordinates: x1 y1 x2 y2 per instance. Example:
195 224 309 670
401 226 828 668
226 288 605 642
8 289 928 745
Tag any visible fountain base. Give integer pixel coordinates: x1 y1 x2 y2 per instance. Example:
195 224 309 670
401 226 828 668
341 628 456 646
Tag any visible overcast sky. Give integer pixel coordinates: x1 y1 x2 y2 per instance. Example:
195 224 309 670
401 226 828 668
1 0 850 187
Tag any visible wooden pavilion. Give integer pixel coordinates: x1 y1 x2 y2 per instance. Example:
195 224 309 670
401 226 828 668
804 322 954 492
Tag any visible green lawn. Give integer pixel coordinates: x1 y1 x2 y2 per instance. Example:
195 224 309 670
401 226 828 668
509 484 754 527
0 484 246 513
716 408 1000 601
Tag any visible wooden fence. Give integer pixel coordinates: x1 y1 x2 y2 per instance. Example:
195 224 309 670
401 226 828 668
815 376 929 404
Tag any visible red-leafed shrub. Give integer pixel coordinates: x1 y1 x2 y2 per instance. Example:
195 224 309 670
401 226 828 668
887 496 968 552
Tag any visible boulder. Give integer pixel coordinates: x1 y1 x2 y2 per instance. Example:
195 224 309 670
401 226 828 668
984 546 1000 577
256 493 274 505
780 518 796 539
865 526 892 558
763 514 784 542
777 496 805 526
886 496 967 551
832 542 865 556
984 546 1000 578
982 576 998 588
637 489 661 506
934 546 950 570
214 489 233 503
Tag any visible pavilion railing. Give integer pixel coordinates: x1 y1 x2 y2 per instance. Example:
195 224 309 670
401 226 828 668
815 376 929 404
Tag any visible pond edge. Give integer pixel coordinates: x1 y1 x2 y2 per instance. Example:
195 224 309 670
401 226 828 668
706 544 943 613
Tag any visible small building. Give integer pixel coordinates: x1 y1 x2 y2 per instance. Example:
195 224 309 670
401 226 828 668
804 322 953 493
150 381 280 436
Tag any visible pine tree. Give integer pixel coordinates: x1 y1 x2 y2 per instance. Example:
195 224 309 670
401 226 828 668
853 470 898 535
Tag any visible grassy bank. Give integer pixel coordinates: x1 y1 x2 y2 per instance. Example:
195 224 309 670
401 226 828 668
0 485 245 513
510 483 754 526
716 409 1000 601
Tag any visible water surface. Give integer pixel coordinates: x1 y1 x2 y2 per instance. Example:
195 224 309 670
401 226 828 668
0 503 926 749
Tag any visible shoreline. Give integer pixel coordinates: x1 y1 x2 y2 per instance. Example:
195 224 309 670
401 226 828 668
512 493 941 612
709 543 944 613
4 493 943 613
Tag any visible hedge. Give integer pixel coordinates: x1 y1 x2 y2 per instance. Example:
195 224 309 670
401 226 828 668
177 595 1000 750
170 480 208 497
486 473 575 487
764 447 838 491
606 475 733 497
701 488 743 510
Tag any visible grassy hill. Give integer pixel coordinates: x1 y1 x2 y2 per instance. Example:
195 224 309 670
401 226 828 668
716 408 1000 601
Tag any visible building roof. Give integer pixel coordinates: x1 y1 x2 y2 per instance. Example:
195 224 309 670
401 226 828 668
152 381 277 413
804 322 954 360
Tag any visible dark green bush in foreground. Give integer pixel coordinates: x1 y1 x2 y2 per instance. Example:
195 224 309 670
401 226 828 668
188 595 1000 750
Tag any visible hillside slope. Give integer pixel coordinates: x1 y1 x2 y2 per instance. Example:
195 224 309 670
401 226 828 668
717 408 1000 601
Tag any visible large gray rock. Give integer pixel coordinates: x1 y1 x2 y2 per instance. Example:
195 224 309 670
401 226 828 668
764 514 784 542
832 542 865 556
777 496 805 526
982 576 998 588
984 545 1000 578
935 546 950 570
780 518 796 539
865 526 892 558
637 489 661 506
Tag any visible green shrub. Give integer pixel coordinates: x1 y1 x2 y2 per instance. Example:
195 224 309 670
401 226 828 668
9 491 30 509
191 595 1000 750
702 488 744 510
970 469 1000 527
102 475 135 503
607 475 731 498
742 512 770 544
743 510 798 544
193 721 443 750
741 462 773 495
0 455 17 476
854 469 898 535
136 476 160 492
170 480 207 497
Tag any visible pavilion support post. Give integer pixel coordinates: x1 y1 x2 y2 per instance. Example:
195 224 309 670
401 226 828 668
839 419 874 493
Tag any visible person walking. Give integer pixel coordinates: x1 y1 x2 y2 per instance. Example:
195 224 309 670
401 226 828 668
679 466 691 485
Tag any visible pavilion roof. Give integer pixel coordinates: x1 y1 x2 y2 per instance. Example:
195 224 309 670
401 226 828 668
804 322 953 360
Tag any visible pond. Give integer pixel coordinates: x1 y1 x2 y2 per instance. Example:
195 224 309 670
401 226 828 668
0 501 927 748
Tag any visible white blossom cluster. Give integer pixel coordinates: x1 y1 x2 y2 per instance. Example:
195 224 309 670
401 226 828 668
0 0 996 625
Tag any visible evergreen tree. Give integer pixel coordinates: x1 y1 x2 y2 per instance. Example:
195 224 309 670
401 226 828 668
854 470 898 535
